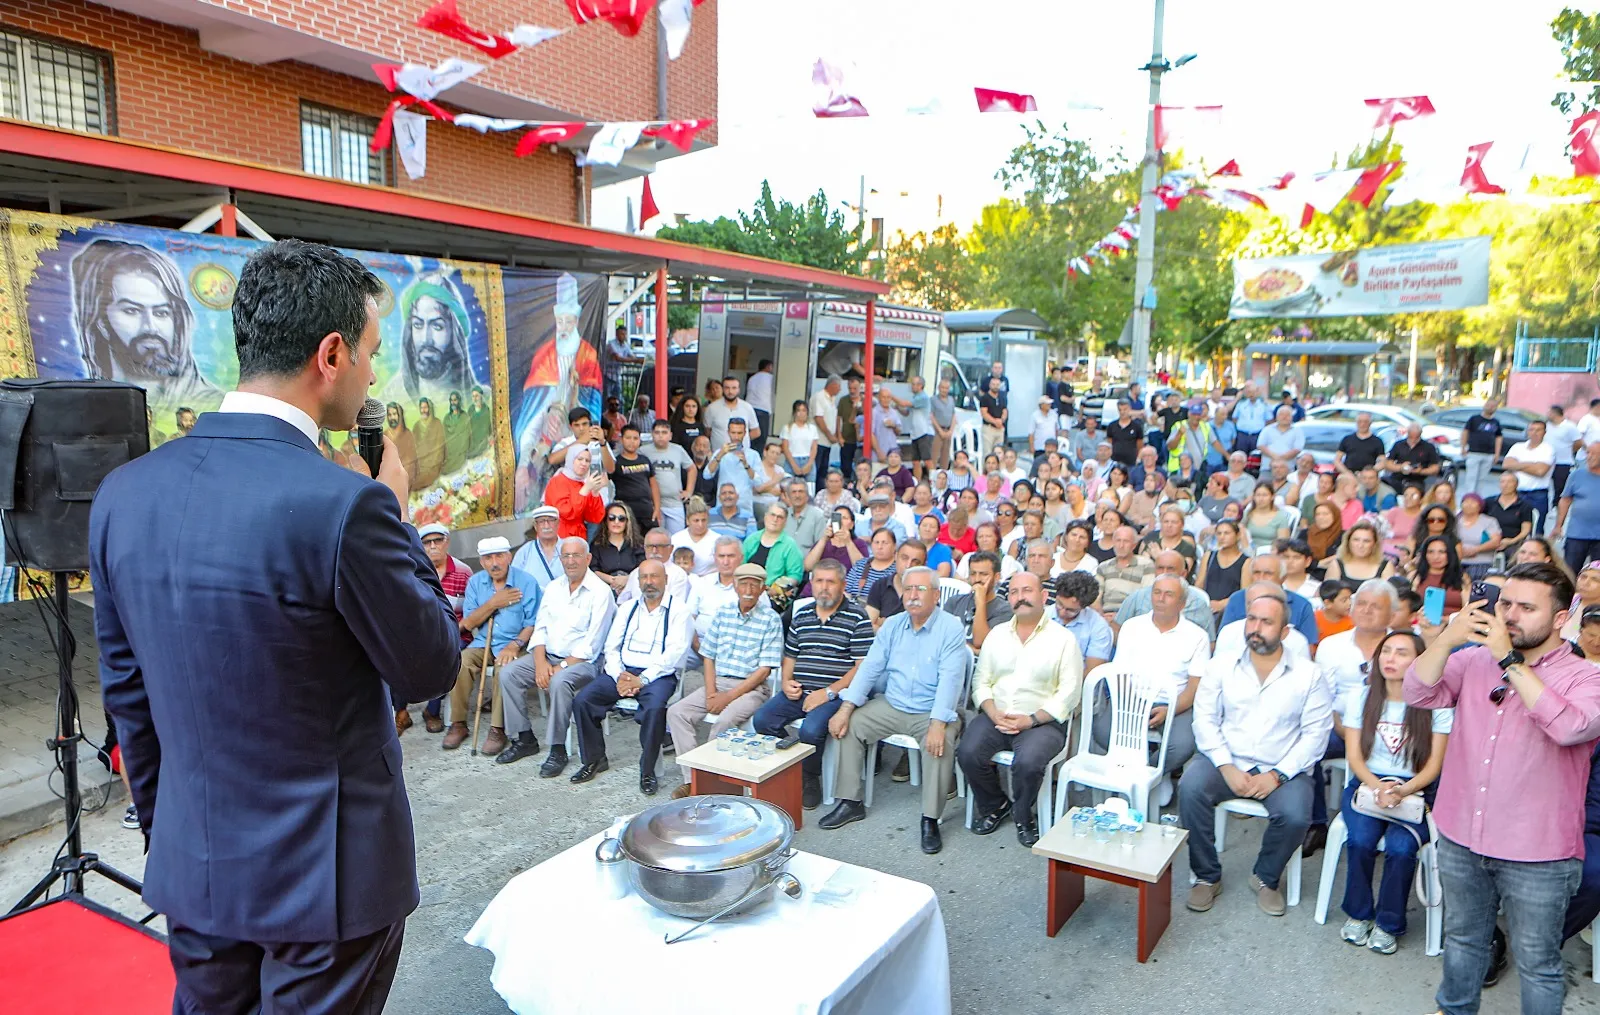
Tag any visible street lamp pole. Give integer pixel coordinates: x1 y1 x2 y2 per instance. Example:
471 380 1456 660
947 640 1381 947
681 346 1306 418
1130 0 1166 387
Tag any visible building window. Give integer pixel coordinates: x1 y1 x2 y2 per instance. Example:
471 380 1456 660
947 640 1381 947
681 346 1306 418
0 31 115 134
300 102 388 185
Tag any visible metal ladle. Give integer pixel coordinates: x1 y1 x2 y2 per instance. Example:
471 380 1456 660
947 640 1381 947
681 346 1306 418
662 872 802 945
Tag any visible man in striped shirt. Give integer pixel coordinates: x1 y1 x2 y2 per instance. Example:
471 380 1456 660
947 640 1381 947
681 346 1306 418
751 559 874 809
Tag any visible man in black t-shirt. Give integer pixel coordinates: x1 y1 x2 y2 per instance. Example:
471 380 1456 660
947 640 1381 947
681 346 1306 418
1484 470 1535 550
1459 398 1506 496
1335 411 1386 474
610 424 660 530
1105 399 1146 465
1379 422 1442 493
979 378 1009 460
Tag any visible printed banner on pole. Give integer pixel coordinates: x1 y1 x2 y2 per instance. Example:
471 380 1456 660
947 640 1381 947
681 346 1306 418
1228 236 1490 318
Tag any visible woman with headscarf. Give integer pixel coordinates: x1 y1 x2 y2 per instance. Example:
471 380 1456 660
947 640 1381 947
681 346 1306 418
1304 501 1345 564
543 446 607 539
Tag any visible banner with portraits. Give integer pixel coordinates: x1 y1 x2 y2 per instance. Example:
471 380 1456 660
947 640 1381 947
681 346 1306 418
0 209 604 528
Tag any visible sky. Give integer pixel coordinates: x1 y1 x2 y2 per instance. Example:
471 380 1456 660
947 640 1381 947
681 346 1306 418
590 0 1584 240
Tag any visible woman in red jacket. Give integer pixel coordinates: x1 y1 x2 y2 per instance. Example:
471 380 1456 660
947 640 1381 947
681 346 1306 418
544 446 607 539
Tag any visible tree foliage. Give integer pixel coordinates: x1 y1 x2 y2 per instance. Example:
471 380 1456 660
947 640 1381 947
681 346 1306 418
883 223 975 309
1552 7 1600 115
655 181 869 275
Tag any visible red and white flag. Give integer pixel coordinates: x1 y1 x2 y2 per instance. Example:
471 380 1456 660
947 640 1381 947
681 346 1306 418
1570 112 1600 177
507 25 565 48
566 0 654 37
372 58 484 102
973 88 1036 113
371 96 454 152
1365 95 1435 129
1153 105 1222 152
514 122 587 157
640 175 660 226
392 110 428 180
641 118 714 151
1348 161 1401 207
812 59 868 118
1460 143 1506 194
659 0 707 59
416 0 518 58
454 115 532 133
586 122 646 166
1212 158 1241 177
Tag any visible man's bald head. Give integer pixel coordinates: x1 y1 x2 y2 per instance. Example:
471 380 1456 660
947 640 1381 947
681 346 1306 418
637 558 667 602
1249 554 1284 584
1154 549 1186 577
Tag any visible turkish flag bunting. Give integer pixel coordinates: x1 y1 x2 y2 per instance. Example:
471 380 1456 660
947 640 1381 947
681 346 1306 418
416 0 518 58
1460 143 1506 194
1571 113 1600 177
371 96 454 152
641 118 714 151
1365 95 1435 129
566 0 654 37
515 122 587 157
973 88 1037 113
1347 161 1401 207
1213 159 1241 177
640 175 660 225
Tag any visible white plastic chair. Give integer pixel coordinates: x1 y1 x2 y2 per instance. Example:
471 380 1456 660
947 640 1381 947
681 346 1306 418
937 577 970 606
1053 665 1173 822
962 732 1074 834
1591 915 1599 983
1214 799 1303 907
1313 809 1441 955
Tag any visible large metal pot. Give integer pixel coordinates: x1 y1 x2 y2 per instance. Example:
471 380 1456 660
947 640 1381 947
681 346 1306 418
607 795 795 920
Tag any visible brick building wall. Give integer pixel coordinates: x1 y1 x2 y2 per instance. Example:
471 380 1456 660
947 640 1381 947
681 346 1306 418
0 0 717 221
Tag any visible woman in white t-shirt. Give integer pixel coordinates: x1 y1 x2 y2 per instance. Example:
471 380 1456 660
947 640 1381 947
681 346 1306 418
669 497 721 575
1335 629 1451 956
779 399 821 487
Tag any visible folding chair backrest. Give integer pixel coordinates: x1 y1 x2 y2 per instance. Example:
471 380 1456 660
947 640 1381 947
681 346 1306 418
938 577 970 606
1105 669 1163 767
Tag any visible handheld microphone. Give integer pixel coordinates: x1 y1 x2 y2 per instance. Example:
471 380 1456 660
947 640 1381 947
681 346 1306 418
357 398 386 479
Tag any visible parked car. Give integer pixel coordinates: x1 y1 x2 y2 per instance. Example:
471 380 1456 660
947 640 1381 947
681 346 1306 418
1246 420 1460 484
1304 402 1461 459
1423 406 1536 448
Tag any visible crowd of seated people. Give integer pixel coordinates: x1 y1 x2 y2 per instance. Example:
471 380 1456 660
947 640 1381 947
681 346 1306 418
387 380 1600 969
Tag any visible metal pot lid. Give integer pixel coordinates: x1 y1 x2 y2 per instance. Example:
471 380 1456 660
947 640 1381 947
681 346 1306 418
619 795 794 873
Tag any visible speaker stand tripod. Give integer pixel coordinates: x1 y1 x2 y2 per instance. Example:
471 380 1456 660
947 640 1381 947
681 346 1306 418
8 574 142 913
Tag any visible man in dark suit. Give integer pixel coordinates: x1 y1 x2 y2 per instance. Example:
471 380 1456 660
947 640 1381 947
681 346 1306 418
89 239 462 1014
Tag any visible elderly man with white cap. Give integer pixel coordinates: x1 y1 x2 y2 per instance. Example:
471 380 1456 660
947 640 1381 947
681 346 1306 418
511 504 564 587
442 536 542 753
401 523 473 734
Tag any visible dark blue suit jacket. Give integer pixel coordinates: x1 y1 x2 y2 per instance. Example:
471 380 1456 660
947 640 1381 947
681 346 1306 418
89 411 461 943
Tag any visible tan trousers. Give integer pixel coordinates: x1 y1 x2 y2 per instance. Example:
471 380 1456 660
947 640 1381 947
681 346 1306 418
667 673 770 771
981 425 1005 461
448 646 504 728
834 698 963 819
931 432 951 471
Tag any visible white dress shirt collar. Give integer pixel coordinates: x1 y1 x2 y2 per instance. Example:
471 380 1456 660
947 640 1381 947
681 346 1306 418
218 391 320 446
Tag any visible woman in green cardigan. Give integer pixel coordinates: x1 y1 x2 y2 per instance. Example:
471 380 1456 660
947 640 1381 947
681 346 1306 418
743 502 805 587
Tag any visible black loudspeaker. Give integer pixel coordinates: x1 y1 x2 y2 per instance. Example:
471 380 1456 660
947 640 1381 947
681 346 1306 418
0 379 149 573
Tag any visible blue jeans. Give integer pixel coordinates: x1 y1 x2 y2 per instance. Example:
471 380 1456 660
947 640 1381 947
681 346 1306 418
1339 779 1427 936
752 690 841 777
1178 753 1313 891
1563 832 1600 943
1523 488 1549 535
1435 835 1582 1015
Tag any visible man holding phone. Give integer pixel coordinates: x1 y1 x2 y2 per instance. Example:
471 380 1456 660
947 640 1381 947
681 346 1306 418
1407 562 1600 1015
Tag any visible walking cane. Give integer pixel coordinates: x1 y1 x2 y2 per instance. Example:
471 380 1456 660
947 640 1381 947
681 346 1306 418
470 615 495 757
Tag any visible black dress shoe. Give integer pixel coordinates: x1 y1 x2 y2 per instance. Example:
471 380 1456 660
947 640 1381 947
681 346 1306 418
818 799 867 830
539 747 568 779
1302 822 1328 857
640 771 659 795
1484 926 1507 987
802 775 823 811
494 734 541 765
570 758 609 784
920 817 943 854
971 799 1013 836
1016 818 1040 848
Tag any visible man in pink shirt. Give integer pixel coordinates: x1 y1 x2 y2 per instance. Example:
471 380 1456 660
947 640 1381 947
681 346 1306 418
1407 561 1600 1015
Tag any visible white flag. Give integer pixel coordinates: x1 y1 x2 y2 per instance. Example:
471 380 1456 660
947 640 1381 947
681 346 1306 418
395 57 483 102
507 24 564 48
454 115 530 133
393 110 427 179
659 0 693 59
585 122 645 167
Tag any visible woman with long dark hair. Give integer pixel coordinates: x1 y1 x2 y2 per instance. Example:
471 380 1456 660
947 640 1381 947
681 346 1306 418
1336 629 1450 955
670 394 705 451
1412 533 1465 616
591 501 644 594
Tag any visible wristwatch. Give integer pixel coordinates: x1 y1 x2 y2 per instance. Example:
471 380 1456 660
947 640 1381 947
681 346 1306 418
1269 769 1289 787
1497 649 1525 670
826 689 839 701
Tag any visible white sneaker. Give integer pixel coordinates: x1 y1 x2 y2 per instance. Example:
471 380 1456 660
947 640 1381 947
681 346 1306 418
1368 928 1398 955
1341 918 1372 946
1156 775 1174 809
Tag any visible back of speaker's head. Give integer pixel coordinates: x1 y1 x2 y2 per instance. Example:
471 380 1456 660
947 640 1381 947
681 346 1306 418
357 397 385 430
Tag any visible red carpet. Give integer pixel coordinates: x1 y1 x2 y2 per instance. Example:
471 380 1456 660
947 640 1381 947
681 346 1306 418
0 896 173 1013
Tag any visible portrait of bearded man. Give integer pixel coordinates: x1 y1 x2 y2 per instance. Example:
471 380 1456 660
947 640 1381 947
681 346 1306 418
512 271 601 513
70 239 220 417
394 273 474 405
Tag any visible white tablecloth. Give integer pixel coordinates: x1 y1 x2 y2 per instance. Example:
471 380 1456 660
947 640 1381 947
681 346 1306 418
465 832 950 1015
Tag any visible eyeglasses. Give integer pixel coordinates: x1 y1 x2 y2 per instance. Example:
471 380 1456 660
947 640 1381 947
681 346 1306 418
607 514 628 522
1490 678 1510 705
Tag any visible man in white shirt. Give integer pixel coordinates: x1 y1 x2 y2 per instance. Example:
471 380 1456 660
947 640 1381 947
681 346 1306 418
1256 405 1305 470
1181 589 1333 917
1028 397 1059 457
686 538 755 663
1000 448 1029 489
510 505 563 587
810 375 843 490
1578 397 1600 451
959 572 1083 847
502 538 616 776
1503 419 1555 534
704 374 760 450
569 559 692 794
1548 404 1581 518
1099 575 1211 795
744 360 775 452
618 526 692 606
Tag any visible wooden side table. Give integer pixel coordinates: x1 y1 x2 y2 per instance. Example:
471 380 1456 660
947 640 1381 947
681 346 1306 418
1032 808 1188 963
677 740 816 828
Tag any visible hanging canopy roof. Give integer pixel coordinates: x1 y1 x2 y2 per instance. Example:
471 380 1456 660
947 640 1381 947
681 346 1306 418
943 308 1049 332
1245 341 1402 357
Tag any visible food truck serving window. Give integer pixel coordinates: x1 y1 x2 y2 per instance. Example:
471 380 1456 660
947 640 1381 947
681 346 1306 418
815 339 923 383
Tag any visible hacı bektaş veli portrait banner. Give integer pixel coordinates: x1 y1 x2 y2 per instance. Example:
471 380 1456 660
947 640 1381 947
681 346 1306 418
0 208 605 527
1229 236 1490 319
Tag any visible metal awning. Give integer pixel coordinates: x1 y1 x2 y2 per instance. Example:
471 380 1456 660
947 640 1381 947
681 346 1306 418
0 120 889 299
943 308 1049 332
1245 341 1401 357
820 301 942 324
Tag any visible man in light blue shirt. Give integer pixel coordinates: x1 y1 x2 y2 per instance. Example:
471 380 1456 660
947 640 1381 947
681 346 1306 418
1231 381 1272 455
820 566 968 854
445 536 544 753
1052 571 1115 670
707 417 757 513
